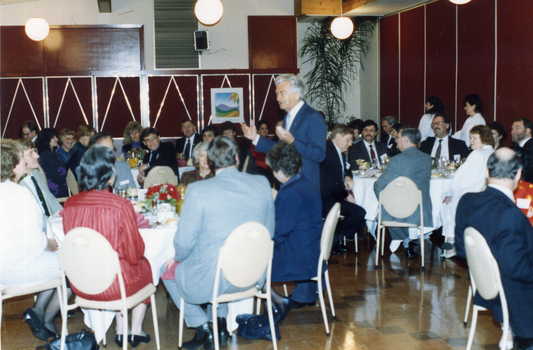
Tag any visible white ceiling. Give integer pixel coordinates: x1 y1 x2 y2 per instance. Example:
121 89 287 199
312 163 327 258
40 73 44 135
346 0 437 17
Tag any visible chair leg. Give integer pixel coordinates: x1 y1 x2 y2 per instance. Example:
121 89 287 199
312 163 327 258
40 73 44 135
283 284 288 297
420 229 425 267
101 311 107 348
464 284 473 325
151 294 161 350
324 270 335 320
212 301 219 350
317 274 330 336
122 308 128 350
265 292 278 350
255 297 261 315
375 226 381 266
466 305 480 350
381 227 385 257
178 298 185 348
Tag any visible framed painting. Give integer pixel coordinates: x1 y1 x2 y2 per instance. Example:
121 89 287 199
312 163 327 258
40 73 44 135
210 88 244 124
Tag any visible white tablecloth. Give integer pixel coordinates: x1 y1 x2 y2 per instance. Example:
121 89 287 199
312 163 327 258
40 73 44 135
352 176 452 239
46 213 176 342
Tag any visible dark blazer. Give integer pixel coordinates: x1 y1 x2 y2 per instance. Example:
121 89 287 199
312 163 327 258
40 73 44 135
374 146 433 227
175 133 202 158
67 142 87 180
320 141 350 206
255 102 327 190
419 136 470 160
522 138 533 155
142 141 179 178
348 140 390 169
272 173 323 282
455 186 533 338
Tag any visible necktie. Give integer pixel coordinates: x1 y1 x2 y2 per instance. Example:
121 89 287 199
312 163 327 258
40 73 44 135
31 176 50 216
435 139 443 161
369 145 377 162
184 139 191 159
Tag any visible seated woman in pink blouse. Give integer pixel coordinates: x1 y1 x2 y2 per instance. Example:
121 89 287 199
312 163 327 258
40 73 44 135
62 145 153 348
181 141 214 186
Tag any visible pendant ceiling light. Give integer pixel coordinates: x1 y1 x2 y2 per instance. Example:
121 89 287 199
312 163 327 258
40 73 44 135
449 0 471 4
25 17 50 41
195 0 224 26
330 1 354 40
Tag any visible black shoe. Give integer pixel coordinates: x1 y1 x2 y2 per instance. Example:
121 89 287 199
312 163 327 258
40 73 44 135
442 242 455 250
22 308 53 341
331 244 342 255
405 241 420 259
272 297 292 321
183 323 214 350
217 317 230 347
338 242 348 252
291 299 315 309
115 334 124 348
128 334 151 348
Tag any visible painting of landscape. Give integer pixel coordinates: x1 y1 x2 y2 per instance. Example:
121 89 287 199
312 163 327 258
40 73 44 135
211 88 244 123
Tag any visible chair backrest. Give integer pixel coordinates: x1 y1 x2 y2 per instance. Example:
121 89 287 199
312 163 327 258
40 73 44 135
59 227 121 295
321 203 341 261
464 226 502 301
241 155 250 173
218 222 273 288
380 176 422 219
66 169 79 195
144 166 178 188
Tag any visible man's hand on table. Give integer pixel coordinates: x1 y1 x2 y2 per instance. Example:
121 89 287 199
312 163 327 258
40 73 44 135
344 176 354 190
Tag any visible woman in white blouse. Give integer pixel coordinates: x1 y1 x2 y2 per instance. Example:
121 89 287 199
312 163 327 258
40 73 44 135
441 125 494 258
453 94 486 145
418 96 445 142
0 139 64 340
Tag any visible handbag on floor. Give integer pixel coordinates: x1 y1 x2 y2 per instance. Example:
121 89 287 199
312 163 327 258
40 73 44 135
37 330 99 350
236 313 281 341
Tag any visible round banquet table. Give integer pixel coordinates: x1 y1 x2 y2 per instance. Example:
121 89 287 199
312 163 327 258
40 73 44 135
352 175 452 240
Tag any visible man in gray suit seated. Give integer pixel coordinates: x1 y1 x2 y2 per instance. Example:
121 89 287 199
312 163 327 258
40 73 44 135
18 139 62 230
374 126 433 258
163 136 275 350
88 132 137 191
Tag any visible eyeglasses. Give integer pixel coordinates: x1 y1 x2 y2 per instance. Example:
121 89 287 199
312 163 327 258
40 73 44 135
144 136 158 143
431 122 445 127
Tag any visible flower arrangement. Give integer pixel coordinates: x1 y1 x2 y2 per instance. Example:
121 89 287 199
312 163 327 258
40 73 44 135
145 182 181 208
127 147 149 160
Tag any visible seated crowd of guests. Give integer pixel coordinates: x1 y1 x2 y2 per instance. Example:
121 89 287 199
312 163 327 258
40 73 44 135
5 78 533 350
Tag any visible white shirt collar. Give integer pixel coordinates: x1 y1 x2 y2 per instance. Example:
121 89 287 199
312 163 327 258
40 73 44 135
488 183 514 201
288 100 305 119
519 136 532 148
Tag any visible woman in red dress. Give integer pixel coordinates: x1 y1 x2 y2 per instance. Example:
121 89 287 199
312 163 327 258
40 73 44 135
63 145 153 348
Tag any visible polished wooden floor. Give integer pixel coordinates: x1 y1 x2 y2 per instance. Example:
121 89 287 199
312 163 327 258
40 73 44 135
1 236 505 350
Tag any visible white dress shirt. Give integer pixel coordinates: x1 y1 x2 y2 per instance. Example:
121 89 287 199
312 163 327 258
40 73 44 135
253 100 304 145
519 137 532 148
430 135 450 160
363 140 382 168
453 113 486 145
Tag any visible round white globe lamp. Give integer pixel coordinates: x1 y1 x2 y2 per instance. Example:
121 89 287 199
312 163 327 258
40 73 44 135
195 0 224 26
331 17 354 40
25 18 50 41
449 0 471 4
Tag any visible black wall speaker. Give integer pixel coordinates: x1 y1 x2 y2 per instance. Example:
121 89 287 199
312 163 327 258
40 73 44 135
194 31 209 51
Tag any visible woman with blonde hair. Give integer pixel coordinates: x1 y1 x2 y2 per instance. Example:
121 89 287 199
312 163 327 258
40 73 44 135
121 121 146 158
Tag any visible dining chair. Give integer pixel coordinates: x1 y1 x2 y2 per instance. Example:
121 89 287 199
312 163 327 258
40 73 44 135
144 166 178 188
376 176 425 266
178 221 277 350
66 169 79 196
464 226 509 350
241 155 250 173
1 278 63 346
282 202 340 336
58 227 160 350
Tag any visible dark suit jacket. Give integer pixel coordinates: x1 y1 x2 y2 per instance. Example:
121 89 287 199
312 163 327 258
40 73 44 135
175 133 202 158
522 138 533 155
455 186 533 338
142 141 179 178
255 102 327 190
419 136 470 160
272 173 323 282
320 141 350 207
348 140 390 169
374 146 433 227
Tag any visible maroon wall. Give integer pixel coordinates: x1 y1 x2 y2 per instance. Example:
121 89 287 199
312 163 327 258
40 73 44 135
380 0 530 142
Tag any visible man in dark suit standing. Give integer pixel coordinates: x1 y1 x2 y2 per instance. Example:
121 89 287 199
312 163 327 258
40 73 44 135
348 119 390 170
419 113 470 163
175 120 202 161
455 148 533 349
321 124 366 255
512 117 533 154
374 126 433 258
241 74 327 190
137 127 179 186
